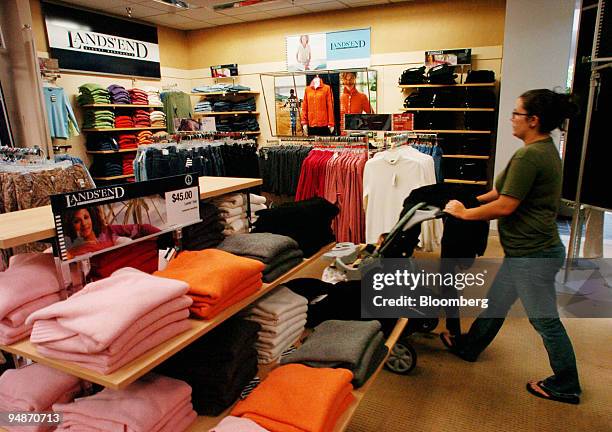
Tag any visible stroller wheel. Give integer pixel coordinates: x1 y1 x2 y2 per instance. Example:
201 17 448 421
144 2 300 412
385 339 417 374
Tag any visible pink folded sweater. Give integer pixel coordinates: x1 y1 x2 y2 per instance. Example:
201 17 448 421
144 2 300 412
0 363 82 412
38 319 192 374
53 373 193 432
211 416 271 431
27 268 189 354
0 294 63 345
0 253 60 320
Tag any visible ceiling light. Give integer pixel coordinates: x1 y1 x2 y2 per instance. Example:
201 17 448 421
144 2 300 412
152 0 190 10
213 0 278 11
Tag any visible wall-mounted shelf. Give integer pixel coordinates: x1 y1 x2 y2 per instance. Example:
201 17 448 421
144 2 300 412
86 149 137 154
412 129 491 134
81 104 164 108
443 154 490 159
82 127 166 132
399 83 496 88
400 107 495 112
193 112 259 116
0 243 334 390
191 91 259 96
0 177 263 250
444 179 488 185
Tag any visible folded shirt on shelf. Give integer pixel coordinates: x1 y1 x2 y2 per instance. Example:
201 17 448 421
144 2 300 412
192 84 251 93
154 249 264 319
128 88 149 105
77 83 111 105
281 320 386 388
0 362 84 432
85 135 118 151
210 416 270 432
53 373 196 432
107 84 130 104
26 268 192 374
141 86 162 106
231 364 354 432
0 253 62 345
157 318 261 416
114 115 135 129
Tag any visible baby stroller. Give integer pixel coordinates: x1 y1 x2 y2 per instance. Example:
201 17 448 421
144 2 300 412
334 202 445 374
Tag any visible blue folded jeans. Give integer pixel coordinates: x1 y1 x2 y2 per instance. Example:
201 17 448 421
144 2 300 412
459 243 581 396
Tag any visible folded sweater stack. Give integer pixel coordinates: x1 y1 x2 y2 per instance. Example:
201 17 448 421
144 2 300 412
182 202 225 251
252 197 339 257
157 318 260 416
114 115 135 129
0 253 62 345
281 320 388 388
213 193 249 236
133 109 151 127
217 233 304 283
82 110 115 129
231 364 354 432
142 86 162 106
53 373 196 432
155 249 264 320
118 133 138 149
211 416 270 432
0 363 84 432
244 287 308 364
150 110 166 128
77 83 110 105
137 130 154 145
107 84 130 104
26 268 192 374
128 88 149 105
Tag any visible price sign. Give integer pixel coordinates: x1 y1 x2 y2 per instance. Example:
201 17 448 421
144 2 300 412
165 186 200 227
392 113 414 131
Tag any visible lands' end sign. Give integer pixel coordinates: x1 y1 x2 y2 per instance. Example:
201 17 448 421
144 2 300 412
42 2 161 78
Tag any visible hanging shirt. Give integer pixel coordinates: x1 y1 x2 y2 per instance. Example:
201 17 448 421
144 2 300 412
301 83 335 128
363 147 442 249
43 87 79 139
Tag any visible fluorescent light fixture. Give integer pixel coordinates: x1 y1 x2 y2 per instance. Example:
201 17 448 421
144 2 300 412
213 0 279 11
152 0 191 10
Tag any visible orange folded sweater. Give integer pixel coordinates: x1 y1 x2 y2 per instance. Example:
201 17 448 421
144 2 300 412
154 249 264 302
231 364 354 432
190 274 262 319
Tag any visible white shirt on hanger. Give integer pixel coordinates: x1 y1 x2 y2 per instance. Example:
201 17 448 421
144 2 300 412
363 146 442 250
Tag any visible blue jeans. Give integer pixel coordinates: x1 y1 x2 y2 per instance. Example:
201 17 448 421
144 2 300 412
460 243 581 396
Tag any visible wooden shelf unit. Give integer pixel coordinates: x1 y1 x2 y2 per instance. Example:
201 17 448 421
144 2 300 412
188 317 409 431
400 107 495 112
0 177 263 250
399 83 495 88
0 243 334 390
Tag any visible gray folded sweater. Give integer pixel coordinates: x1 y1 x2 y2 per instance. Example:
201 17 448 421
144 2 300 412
280 320 381 367
217 233 299 262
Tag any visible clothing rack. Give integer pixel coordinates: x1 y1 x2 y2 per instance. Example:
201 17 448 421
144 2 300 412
0 145 45 161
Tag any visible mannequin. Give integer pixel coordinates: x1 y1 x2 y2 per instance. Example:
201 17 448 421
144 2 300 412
340 72 372 132
301 75 335 136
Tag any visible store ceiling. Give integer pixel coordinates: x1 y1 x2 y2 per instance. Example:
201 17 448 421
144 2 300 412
60 0 413 30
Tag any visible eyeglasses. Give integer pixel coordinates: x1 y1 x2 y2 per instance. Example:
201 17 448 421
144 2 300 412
511 111 531 118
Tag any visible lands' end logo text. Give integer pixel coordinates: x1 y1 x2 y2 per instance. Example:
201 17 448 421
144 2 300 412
330 40 366 50
68 31 149 59
65 187 126 208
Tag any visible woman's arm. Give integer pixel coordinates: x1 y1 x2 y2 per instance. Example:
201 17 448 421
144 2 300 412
476 187 499 203
445 195 520 221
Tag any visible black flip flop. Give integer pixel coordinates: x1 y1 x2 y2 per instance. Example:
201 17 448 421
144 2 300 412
526 381 580 405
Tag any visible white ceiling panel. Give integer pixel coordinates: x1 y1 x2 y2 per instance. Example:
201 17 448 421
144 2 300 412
252 1 295 11
177 7 220 20
173 19 215 29
266 7 311 18
302 1 348 12
204 15 244 25
237 11 275 21
146 13 200 26
62 0 131 9
104 3 167 19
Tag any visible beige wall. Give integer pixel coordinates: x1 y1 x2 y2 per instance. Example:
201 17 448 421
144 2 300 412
26 0 506 159
187 0 505 67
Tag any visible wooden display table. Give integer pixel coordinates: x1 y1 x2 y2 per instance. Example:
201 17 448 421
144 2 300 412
0 176 262 249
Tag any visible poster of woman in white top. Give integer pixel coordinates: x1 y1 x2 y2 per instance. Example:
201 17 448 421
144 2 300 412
286 33 327 71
